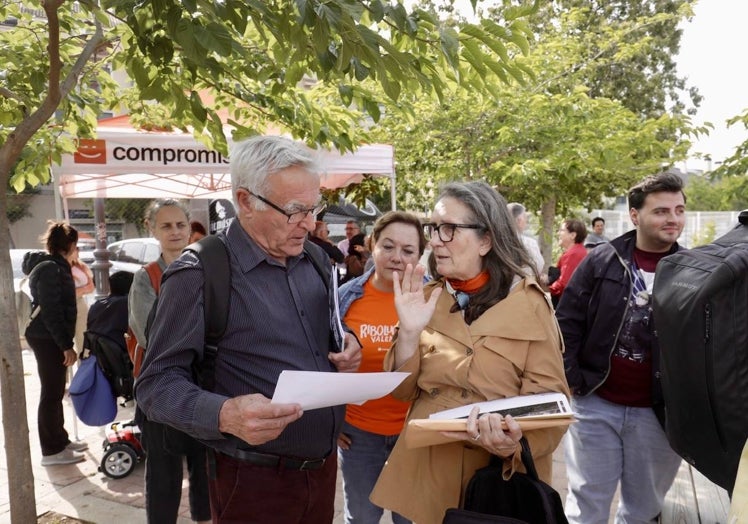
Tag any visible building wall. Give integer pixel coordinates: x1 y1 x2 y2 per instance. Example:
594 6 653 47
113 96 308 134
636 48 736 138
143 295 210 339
9 191 211 249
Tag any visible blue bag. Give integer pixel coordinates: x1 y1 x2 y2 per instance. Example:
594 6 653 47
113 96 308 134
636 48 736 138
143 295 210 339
69 356 117 426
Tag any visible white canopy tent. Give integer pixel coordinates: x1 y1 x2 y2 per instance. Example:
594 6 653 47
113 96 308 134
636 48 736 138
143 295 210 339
53 126 396 213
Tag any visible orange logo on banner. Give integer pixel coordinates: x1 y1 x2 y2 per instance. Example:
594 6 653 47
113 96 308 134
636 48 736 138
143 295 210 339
73 139 107 164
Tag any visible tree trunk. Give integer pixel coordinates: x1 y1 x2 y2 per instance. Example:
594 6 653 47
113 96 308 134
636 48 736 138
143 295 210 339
0 187 37 523
539 196 557 268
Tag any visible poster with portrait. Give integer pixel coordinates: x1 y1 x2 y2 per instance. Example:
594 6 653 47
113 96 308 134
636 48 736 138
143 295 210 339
209 198 236 234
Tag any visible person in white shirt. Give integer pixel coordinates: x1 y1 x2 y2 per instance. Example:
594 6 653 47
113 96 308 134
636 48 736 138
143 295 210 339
337 220 361 255
507 202 544 275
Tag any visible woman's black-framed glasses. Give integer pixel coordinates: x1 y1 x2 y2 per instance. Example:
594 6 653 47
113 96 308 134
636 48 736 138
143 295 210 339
423 222 484 242
247 190 326 224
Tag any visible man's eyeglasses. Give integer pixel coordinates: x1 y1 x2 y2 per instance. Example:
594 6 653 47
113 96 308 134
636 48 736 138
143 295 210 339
246 190 326 224
423 222 484 243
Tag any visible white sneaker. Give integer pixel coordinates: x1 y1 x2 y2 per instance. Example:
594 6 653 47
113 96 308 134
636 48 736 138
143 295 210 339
66 440 88 452
41 449 85 466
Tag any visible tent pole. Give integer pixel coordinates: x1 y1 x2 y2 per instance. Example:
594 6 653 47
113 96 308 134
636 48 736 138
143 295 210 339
52 166 64 220
390 177 396 211
92 197 112 300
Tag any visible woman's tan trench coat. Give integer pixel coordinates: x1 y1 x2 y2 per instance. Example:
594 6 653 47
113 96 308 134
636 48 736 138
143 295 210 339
370 277 571 524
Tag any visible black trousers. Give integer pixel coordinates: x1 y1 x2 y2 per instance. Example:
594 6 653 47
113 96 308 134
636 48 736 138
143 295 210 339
27 336 70 456
140 414 212 523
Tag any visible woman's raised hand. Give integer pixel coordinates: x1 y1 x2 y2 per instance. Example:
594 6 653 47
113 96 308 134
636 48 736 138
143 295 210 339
393 264 441 334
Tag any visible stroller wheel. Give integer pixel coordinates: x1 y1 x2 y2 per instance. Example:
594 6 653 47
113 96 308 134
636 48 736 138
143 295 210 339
100 444 138 479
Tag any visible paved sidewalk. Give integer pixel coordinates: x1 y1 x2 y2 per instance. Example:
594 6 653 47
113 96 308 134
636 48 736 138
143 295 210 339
0 345 728 523
0 347 348 523
0 348 562 523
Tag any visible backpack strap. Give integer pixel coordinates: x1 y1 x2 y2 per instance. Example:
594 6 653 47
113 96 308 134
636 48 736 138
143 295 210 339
143 261 163 295
182 236 333 391
183 235 231 392
303 239 332 290
133 262 164 378
303 240 348 352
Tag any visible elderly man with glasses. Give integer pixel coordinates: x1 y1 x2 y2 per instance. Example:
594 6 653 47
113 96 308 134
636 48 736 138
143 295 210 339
136 136 362 524
337 220 362 255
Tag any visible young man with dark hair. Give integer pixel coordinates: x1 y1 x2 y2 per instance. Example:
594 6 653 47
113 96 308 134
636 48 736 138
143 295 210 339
556 172 686 523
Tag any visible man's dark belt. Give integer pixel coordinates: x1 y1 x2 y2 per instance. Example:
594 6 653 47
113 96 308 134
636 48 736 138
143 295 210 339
228 449 326 471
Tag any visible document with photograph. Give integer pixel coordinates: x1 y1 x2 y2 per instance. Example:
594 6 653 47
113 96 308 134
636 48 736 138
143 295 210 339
429 391 572 421
404 392 574 449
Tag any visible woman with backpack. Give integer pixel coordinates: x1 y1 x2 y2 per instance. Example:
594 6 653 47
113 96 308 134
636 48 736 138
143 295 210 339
24 221 89 466
129 199 211 524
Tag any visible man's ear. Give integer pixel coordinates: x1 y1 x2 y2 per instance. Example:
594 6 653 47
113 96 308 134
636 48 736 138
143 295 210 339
236 188 253 216
630 207 639 227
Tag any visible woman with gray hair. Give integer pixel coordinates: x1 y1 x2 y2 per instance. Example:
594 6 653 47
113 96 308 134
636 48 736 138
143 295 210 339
370 181 570 524
507 202 545 276
128 198 211 524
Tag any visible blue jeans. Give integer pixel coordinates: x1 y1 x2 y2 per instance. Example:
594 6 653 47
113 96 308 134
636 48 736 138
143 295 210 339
564 393 682 524
338 422 410 524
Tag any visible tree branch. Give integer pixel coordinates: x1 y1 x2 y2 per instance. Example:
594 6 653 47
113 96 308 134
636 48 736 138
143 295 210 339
1 1 105 177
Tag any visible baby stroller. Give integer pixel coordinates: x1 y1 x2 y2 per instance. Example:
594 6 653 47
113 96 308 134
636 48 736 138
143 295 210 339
99 419 145 479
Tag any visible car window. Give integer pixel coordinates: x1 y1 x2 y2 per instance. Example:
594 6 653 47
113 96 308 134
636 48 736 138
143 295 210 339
143 244 160 264
118 242 144 264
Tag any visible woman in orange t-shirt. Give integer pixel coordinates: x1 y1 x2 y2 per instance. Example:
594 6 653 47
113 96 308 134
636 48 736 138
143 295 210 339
337 211 427 524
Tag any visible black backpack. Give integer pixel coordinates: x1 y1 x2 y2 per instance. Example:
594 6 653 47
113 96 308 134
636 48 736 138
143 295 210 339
142 234 333 455
144 234 333 390
653 210 748 492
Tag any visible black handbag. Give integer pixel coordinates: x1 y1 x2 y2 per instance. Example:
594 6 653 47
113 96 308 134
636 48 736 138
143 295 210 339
443 438 568 524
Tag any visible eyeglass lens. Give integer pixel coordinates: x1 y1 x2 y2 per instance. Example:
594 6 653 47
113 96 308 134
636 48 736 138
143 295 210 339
424 223 457 242
287 204 325 224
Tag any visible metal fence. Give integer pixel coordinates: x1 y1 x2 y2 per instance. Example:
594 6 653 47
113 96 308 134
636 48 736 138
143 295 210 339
588 210 744 248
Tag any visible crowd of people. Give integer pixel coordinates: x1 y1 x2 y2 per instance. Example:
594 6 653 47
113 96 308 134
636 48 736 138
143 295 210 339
22 134 704 524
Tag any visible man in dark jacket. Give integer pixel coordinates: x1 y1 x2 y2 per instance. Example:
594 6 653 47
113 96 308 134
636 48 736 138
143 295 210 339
556 172 686 523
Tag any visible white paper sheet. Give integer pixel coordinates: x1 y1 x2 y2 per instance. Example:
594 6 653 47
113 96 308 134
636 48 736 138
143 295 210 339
271 370 410 411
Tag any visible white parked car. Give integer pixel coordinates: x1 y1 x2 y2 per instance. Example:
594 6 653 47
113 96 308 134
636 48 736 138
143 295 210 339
105 238 161 274
10 249 33 292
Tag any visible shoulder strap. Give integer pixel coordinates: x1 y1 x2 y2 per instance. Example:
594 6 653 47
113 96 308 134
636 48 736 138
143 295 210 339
144 261 163 295
303 239 331 290
186 235 231 345
486 436 540 480
183 235 231 391
182 237 326 391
